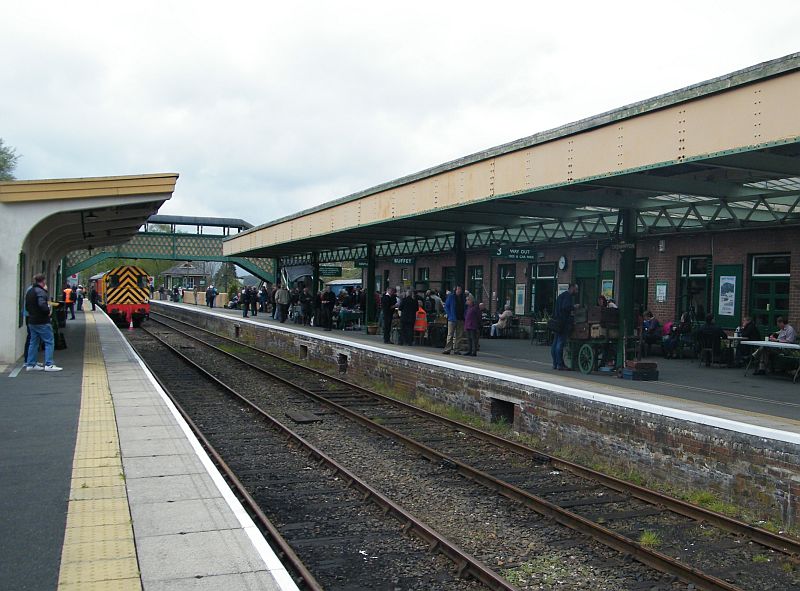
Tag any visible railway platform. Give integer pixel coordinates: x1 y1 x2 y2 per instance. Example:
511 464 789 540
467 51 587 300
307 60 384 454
1 310 298 591
169 301 800 440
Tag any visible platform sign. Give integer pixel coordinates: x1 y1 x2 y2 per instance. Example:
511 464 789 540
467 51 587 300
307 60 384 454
318 266 342 277
354 259 370 268
391 257 415 265
494 246 537 260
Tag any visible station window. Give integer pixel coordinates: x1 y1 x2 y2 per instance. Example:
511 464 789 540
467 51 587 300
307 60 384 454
416 267 430 291
677 256 710 322
468 265 483 302
184 277 195 289
401 268 409 282
752 254 790 277
497 264 516 311
529 263 556 316
750 254 790 333
442 266 456 293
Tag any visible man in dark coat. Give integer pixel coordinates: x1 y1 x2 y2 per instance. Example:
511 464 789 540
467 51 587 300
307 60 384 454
380 287 397 344
241 287 250 318
398 290 418 346
551 283 578 370
320 287 335 331
25 274 62 372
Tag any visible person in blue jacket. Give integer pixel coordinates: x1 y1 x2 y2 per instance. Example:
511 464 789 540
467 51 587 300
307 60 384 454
442 286 466 354
551 283 578 370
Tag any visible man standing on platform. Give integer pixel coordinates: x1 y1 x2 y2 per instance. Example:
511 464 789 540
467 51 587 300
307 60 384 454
89 283 98 310
62 284 76 320
381 287 397 344
442 285 466 354
274 283 290 323
551 283 578 370
24 274 62 372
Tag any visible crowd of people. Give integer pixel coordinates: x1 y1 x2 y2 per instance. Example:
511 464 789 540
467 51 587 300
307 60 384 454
212 278 799 379
221 281 506 355
226 282 370 328
631 306 796 373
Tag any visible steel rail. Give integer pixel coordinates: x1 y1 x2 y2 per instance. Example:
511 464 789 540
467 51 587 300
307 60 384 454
148 315 748 591
136 333 323 591
138 325 519 591
150 310 800 557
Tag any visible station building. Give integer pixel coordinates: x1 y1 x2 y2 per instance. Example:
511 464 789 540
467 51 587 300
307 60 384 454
225 53 800 337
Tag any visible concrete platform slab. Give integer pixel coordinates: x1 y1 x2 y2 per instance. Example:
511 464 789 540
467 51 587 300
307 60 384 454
126 473 222 504
130 497 242 536
136 530 271 581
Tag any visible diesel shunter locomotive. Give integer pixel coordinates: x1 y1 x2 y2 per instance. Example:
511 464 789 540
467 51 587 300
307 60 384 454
95 265 151 327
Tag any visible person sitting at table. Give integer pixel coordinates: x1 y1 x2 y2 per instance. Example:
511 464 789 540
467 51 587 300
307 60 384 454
755 316 796 375
661 319 678 359
696 313 728 365
735 315 760 366
490 305 514 338
641 311 662 357
772 316 796 344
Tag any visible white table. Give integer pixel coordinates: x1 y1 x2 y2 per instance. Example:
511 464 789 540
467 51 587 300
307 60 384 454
741 340 800 381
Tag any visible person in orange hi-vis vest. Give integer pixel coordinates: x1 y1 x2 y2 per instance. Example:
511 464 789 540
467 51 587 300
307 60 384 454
62 285 76 320
414 301 428 343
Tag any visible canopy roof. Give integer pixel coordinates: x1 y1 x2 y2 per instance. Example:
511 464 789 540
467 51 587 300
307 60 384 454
223 54 800 264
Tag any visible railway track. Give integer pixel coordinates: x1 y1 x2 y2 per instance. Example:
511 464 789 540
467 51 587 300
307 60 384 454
128 324 510 591
140 311 800 590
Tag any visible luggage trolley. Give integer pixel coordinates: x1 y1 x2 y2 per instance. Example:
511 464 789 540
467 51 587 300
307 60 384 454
562 306 621 375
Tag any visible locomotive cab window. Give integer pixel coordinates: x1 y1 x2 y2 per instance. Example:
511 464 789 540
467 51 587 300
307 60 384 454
109 275 120 288
138 276 149 289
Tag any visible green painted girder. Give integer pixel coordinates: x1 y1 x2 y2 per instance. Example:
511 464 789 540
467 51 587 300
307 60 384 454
65 231 275 282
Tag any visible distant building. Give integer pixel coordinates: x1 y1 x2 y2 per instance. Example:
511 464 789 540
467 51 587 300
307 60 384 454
159 262 214 291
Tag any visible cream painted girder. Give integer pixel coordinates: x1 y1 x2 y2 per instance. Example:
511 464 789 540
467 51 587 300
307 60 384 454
0 173 179 203
225 61 800 257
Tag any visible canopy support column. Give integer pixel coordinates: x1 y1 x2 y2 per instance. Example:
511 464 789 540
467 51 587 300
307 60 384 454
454 231 467 290
617 209 637 364
311 252 319 296
366 244 376 324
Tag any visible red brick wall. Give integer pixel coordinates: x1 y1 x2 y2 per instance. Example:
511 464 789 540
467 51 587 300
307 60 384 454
373 226 800 327
159 301 800 527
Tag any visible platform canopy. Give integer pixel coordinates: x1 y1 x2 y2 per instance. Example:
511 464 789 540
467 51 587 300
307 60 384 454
224 53 800 264
1 173 180 256
1 172 179 368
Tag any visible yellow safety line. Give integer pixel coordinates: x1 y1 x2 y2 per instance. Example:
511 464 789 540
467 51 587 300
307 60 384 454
57 313 141 591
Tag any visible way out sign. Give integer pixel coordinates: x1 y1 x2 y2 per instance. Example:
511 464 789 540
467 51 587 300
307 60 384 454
494 246 537 260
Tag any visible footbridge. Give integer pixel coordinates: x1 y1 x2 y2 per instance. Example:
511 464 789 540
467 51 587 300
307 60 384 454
64 215 275 282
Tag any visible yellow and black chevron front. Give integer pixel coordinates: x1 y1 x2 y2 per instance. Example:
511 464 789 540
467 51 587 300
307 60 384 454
104 265 150 306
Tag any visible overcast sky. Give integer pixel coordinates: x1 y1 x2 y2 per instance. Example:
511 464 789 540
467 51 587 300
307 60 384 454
2 2 798 227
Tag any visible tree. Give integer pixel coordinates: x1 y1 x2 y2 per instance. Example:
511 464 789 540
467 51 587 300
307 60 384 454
0 139 20 181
